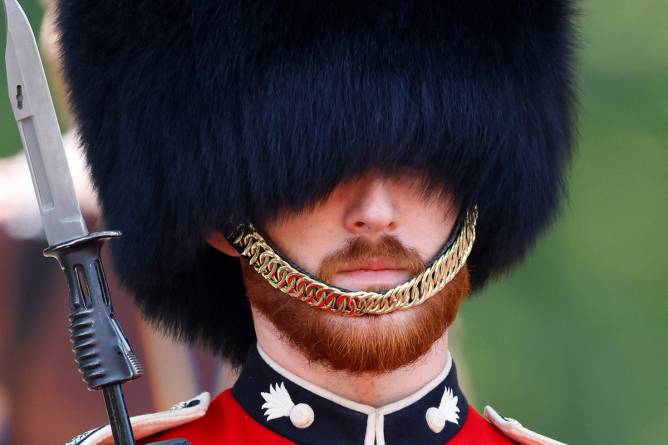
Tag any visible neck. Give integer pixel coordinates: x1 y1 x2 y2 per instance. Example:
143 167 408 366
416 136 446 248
252 310 451 407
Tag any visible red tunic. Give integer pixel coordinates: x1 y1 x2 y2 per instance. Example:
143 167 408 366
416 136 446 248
71 346 563 445
143 389 515 444
71 346 563 444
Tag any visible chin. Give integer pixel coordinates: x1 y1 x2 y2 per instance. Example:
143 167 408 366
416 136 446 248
244 260 470 374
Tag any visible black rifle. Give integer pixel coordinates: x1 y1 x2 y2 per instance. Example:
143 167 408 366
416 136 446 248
3 1 191 443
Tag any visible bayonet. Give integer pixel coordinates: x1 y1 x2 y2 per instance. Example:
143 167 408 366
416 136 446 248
3 1 142 444
4 0 86 246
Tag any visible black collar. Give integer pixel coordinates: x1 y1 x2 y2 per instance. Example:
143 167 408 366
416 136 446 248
233 345 469 445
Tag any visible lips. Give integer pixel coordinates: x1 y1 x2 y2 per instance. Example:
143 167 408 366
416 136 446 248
331 258 412 290
336 257 405 273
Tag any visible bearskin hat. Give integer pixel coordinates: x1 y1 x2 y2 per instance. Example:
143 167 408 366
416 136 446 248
56 0 578 365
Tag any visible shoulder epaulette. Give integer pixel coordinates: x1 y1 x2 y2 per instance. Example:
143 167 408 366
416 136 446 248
484 405 567 445
65 392 210 445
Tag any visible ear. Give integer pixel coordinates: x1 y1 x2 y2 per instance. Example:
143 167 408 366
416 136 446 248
207 232 241 257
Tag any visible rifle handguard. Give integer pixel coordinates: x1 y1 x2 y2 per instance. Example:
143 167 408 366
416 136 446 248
44 231 143 389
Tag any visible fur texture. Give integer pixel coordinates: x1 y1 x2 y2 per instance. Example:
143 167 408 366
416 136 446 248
56 0 578 364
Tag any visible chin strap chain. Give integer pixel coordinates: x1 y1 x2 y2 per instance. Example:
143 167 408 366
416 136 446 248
231 207 477 316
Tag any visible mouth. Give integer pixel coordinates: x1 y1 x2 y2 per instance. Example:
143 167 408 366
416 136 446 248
330 258 412 291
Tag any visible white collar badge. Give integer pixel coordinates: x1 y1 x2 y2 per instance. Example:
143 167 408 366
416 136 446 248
261 382 315 429
426 386 460 434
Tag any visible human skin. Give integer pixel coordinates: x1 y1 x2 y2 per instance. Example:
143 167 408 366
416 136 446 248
209 173 460 406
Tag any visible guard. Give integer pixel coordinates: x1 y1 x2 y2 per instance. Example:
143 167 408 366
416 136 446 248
56 1 578 443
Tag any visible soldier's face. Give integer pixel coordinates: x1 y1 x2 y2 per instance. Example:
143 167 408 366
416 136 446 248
211 171 470 373
261 172 458 291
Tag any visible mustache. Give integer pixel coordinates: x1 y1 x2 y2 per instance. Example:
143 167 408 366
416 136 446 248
317 235 425 284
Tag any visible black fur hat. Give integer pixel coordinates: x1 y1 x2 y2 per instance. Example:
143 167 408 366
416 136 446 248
57 0 578 365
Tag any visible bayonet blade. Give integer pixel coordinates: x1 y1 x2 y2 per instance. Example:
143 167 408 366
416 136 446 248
3 0 87 246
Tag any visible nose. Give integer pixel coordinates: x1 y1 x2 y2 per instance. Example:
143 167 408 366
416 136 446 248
343 178 398 236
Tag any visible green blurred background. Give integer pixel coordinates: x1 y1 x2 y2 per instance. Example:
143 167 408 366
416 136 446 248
0 1 666 444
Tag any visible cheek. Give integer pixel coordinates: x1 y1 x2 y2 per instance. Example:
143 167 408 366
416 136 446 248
261 212 344 275
395 199 457 261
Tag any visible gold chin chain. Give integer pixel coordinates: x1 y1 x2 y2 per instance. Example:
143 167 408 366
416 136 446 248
231 208 477 316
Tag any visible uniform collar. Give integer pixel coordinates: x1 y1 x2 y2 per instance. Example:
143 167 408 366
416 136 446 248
233 344 469 445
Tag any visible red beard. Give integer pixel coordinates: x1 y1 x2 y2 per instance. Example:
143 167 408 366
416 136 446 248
242 236 470 374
